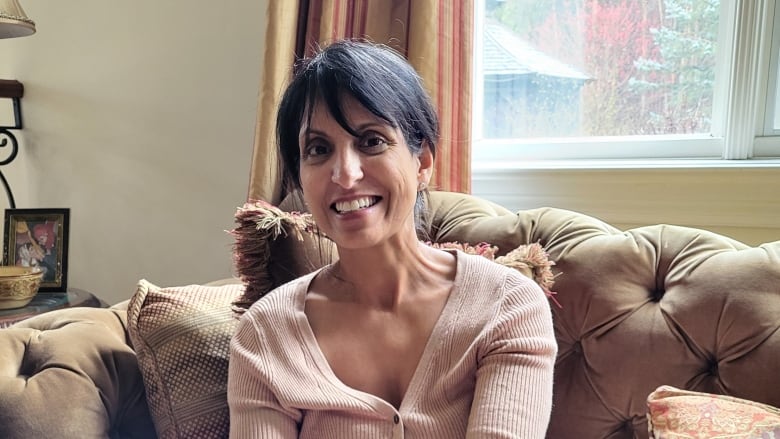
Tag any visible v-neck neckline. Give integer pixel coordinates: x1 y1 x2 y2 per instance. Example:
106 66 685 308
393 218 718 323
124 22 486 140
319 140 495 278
294 249 465 413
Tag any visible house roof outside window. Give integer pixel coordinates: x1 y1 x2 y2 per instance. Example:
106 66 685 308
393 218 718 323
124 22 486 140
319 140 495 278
483 22 590 81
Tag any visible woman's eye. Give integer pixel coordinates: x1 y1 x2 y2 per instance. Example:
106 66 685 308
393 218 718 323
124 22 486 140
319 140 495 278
360 134 390 153
304 143 330 159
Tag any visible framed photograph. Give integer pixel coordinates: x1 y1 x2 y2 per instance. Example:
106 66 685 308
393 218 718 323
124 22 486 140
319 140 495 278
3 208 70 292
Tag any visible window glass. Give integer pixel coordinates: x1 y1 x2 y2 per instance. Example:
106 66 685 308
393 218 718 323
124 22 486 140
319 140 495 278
480 0 720 140
769 3 780 133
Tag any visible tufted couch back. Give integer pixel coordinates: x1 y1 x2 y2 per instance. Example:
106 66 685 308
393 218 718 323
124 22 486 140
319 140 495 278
0 191 778 439
424 191 780 437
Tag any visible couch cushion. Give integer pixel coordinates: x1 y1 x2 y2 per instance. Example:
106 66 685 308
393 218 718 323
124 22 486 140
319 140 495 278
127 280 244 439
647 385 780 437
0 307 155 439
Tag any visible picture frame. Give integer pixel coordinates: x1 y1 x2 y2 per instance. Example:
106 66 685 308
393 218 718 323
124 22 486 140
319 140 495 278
3 208 70 292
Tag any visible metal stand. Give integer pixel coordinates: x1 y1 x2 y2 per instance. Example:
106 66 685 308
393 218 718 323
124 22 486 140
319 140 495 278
0 128 17 209
0 80 23 210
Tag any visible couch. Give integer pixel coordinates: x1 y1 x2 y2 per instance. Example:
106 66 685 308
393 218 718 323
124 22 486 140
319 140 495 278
1 191 778 439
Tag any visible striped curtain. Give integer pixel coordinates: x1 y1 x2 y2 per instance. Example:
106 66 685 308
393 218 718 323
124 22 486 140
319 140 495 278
247 0 473 204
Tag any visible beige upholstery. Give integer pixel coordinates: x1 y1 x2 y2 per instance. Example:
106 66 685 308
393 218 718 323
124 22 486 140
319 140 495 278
0 305 156 439
0 191 778 439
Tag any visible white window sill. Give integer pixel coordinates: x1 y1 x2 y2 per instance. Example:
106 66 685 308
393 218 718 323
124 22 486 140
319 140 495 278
472 158 780 172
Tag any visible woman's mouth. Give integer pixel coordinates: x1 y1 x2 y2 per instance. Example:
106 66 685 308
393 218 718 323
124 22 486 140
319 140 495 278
333 196 380 214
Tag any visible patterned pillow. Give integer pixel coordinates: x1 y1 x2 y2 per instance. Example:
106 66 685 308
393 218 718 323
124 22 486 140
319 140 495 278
647 385 780 438
127 279 244 439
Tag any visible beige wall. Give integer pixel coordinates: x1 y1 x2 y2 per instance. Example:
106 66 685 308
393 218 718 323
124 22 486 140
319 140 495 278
473 166 780 246
0 1 268 304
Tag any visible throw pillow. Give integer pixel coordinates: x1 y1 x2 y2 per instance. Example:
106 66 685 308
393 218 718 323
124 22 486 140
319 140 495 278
127 279 244 439
647 385 780 438
230 199 336 312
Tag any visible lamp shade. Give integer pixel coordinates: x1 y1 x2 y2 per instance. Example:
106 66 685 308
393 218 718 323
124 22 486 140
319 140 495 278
0 0 34 39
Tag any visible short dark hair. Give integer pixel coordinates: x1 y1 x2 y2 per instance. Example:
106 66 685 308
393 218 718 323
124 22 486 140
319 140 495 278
275 39 439 236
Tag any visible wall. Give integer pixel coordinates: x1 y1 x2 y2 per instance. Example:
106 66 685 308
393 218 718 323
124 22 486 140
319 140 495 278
0 1 268 304
473 165 780 246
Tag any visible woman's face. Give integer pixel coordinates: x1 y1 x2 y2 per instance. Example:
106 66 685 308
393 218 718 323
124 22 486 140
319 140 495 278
298 96 432 250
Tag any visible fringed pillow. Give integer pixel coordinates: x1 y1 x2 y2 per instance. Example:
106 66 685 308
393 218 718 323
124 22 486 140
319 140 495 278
230 200 336 312
230 200 560 312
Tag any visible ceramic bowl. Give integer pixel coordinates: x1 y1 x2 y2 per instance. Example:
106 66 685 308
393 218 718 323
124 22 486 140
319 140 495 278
0 266 44 310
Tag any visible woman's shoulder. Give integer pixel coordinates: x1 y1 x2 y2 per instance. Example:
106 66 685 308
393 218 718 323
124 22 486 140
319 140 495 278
447 250 555 347
241 270 320 322
455 250 547 305
456 250 537 286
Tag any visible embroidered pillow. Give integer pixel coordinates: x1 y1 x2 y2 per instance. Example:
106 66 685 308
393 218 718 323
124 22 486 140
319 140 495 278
647 385 780 438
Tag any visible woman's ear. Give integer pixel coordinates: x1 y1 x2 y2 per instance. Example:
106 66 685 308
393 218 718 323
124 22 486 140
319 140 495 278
417 142 434 185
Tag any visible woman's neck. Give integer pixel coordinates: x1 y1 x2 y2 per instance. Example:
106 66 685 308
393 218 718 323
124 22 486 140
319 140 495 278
326 240 455 310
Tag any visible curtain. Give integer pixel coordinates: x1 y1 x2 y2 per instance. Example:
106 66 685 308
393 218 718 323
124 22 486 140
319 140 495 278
248 0 473 205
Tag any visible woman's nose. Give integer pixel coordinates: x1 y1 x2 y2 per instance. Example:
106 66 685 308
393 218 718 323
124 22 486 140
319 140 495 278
331 148 363 188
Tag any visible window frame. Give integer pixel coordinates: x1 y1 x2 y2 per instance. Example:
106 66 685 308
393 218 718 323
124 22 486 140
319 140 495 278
472 0 780 166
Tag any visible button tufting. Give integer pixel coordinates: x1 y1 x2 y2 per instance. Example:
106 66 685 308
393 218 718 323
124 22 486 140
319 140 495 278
708 360 719 376
650 288 665 302
393 414 400 424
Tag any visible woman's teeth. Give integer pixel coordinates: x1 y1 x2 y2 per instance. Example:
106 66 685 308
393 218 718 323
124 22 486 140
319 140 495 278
334 197 378 213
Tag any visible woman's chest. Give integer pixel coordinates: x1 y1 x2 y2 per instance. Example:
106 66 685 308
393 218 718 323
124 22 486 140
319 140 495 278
306 296 448 407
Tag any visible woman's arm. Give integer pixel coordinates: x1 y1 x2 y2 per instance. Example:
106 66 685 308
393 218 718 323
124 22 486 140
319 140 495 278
228 314 301 438
466 276 557 438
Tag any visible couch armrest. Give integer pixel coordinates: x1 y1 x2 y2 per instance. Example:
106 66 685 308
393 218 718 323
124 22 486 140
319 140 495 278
0 307 156 439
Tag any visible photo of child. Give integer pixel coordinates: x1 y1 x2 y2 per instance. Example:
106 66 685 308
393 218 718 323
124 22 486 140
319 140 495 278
3 209 69 291
13 220 57 281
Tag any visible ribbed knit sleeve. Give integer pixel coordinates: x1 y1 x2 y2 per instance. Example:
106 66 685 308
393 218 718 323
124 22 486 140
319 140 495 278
228 309 301 438
465 272 557 438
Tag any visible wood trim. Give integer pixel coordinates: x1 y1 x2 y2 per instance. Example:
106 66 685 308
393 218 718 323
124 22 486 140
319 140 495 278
0 80 23 99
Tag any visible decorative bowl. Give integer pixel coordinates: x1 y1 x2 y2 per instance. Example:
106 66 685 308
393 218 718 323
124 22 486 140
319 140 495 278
0 266 44 310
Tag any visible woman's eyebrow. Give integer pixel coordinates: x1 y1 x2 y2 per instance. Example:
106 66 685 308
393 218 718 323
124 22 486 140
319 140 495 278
353 122 387 131
302 128 329 137
301 121 389 139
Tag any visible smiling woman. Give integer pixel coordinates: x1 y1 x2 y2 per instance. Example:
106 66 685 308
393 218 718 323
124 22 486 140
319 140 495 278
227 40 558 439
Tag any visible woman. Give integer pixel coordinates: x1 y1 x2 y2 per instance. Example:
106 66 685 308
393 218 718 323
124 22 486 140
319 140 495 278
228 40 557 438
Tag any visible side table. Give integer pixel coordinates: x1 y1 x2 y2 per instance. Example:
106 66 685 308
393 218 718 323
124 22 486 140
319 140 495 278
0 289 107 329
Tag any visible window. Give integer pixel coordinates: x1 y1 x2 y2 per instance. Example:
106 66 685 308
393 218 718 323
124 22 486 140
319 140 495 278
473 0 780 164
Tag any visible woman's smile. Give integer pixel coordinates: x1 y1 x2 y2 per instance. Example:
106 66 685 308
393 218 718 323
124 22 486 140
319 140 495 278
333 196 381 214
